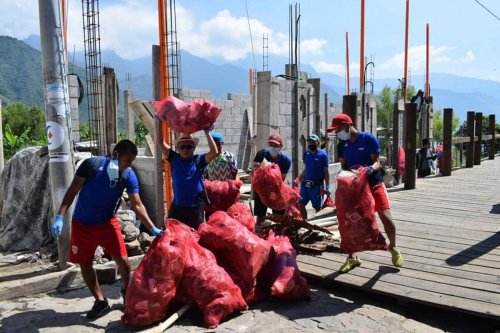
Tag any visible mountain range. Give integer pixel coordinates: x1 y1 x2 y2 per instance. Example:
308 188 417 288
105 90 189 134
4 34 500 123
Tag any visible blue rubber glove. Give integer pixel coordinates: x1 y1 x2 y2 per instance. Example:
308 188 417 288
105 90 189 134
150 226 164 237
325 185 331 196
204 124 215 133
51 214 64 239
367 166 374 175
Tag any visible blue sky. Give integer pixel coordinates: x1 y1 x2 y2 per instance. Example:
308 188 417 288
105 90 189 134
3 0 500 84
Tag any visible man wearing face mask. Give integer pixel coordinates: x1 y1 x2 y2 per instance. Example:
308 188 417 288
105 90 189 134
156 121 218 230
51 139 162 320
293 134 330 220
252 133 292 227
327 114 403 273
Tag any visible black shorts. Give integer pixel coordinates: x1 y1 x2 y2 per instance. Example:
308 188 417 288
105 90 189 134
253 192 285 217
168 203 205 230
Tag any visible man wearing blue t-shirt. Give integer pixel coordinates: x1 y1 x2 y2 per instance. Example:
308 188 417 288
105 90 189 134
294 134 330 220
328 114 403 273
252 133 292 226
156 120 218 229
51 139 162 320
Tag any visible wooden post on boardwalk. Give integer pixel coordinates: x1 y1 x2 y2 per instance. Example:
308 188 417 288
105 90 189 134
466 111 475 168
488 114 496 160
474 112 482 165
392 102 400 183
342 94 358 128
404 102 417 189
442 108 453 176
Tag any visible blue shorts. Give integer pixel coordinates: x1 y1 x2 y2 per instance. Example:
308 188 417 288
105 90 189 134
299 185 322 209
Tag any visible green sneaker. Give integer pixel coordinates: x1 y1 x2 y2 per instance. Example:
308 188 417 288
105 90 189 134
389 247 404 267
339 257 362 273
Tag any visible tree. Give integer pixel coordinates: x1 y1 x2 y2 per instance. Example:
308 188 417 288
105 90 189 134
376 85 393 129
2 102 46 140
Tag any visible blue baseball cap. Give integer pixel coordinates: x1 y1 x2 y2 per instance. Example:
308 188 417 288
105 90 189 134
307 134 320 142
211 132 224 143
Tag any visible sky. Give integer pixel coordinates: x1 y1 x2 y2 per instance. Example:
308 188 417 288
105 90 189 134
3 0 500 86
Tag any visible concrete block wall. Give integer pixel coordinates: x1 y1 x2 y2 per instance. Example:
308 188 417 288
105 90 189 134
68 74 80 142
178 89 253 170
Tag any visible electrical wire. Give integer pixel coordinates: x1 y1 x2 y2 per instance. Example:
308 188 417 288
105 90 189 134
244 0 256 72
474 0 500 21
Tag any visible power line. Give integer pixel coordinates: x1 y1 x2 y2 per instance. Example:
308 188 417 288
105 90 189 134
474 0 500 21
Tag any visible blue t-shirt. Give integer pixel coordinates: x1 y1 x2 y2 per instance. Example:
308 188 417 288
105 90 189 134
74 157 139 224
303 149 329 182
337 132 383 186
254 148 291 175
168 151 207 207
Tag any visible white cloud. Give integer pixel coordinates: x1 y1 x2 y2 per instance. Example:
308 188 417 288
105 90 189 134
311 61 344 75
459 51 475 63
0 1 39 39
380 45 454 75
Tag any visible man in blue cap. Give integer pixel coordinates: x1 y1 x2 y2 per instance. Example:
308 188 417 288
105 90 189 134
205 132 239 181
293 134 330 220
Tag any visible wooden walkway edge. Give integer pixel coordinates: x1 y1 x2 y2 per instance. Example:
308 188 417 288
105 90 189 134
297 158 500 320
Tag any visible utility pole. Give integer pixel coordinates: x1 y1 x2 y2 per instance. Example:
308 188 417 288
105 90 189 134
38 0 75 270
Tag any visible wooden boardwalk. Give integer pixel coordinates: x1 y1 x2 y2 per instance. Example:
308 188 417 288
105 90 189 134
297 157 500 320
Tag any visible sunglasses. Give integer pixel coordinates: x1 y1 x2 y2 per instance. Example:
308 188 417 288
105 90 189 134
178 145 194 151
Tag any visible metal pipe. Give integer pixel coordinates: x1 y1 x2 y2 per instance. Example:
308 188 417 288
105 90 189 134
345 32 350 95
38 0 75 270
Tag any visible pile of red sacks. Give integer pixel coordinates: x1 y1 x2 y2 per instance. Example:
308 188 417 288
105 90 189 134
154 95 222 134
122 204 310 329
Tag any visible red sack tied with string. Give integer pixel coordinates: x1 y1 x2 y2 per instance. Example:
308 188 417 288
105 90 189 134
204 180 242 212
335 167 387 253
226 202 256 233
154 96 221 134
253 163 299 210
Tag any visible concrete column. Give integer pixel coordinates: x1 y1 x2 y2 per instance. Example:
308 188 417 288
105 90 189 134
488 114 496 160
474 112 482 165
67 74 80 142
466 111 475 168
103 67 118 154
342 95 358 128
392 103 400 183
124 90 135 141
404 103 417 190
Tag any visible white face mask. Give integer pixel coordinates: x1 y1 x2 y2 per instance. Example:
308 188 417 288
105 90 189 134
337 130 350 141
268 147 281 157
107 159 119 185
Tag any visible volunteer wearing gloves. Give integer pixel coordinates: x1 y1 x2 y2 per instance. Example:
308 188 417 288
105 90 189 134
293 134 330 220
327 114 403 273
51 139 163 320
156 119 218 229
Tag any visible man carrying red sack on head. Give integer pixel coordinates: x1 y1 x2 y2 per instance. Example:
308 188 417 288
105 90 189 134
327 114 404 273
156 118 218 230
252 133 292 227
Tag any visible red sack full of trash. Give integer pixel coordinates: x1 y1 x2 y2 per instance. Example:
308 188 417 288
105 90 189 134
285 186 302 219
335 167 387 253
154 96 222 134
121 224 185 327
321 188 335 209
253 163 299 210
265 230 310 300
200 211 271 284
181 235 247 328
204 180 242 212
227 202 256 233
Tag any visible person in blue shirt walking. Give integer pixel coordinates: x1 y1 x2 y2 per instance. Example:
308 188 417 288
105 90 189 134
252 133 292 226
293 134 330 220
156 120 218 230
51 139 162 320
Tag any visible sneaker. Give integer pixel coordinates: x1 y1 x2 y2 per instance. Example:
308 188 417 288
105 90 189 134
339 257 362 273
389 247 404 267
86 298 110 320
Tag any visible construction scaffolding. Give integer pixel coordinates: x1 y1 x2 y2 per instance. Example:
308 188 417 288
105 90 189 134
166 0 182 97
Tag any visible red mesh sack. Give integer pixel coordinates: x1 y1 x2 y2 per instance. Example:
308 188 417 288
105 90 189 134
204 180 242 212
200 211 271 284
398 144 405 177
264 231 310 300
181 237 247 328
226 202 256 233
335 168 387 253
285 186 302 218
321 188 335 209
121 222 186 326
153 96 221 134
253 164 299 210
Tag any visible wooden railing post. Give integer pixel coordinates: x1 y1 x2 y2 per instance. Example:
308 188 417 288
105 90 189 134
392 102 400 183
474 112 482 165
442 108 453 176
466 111 475 168
488 114 496 160
404 103 417 189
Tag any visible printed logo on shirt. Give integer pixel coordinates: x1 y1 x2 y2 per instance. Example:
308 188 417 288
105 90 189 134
358 147 365 151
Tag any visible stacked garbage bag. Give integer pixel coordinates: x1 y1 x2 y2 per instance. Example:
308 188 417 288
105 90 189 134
122 180 310 329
